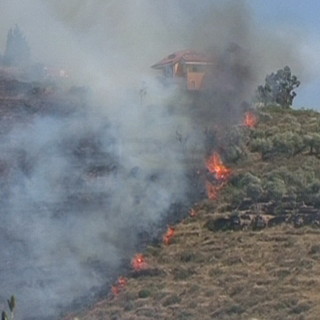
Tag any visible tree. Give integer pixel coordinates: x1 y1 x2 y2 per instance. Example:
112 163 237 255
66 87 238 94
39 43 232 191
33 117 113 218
3 25 30 67
246 182 263 202
264 178 287 201
304 133 320 155
256 66 300 108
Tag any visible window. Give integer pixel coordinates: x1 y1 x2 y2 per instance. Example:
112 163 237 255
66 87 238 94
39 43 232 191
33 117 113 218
164 65 173 77
188 64 207 73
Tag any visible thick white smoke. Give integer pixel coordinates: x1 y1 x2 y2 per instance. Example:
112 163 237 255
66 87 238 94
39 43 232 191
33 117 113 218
0 103 191 319
0 1 309 319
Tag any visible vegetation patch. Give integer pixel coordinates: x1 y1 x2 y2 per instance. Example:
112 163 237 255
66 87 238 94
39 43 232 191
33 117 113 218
138 289 152 299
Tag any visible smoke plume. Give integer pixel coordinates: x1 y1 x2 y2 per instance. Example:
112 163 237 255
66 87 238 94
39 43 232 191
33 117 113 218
0 1 307 319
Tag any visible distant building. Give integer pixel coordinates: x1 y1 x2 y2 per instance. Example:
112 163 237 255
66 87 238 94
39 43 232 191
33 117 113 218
151 50 213 91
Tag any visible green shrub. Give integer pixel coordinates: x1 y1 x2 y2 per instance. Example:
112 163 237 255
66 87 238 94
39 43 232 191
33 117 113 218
138 289 151 299
220 127 249 164
304 133 320 154
240 172 262 186
246 182 263 202
227 186 246 208
306 180 320 194
250 137 273 159
264 178 287 201
265 126 280 137
271 131 304 156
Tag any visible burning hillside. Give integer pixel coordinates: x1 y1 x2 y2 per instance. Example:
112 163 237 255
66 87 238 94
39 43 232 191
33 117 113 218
0 71 204 320
0 1 312 320
66 105 320 320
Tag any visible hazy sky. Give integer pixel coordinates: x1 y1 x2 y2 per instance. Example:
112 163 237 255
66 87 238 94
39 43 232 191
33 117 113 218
0 0 319 109
250 0 320 109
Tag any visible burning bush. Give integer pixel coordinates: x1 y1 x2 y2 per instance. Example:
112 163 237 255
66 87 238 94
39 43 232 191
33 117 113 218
205 181 220 200
244 111 258 128
131 254 148 271
163 226 175 245
206 152 231 181
112 277 128 297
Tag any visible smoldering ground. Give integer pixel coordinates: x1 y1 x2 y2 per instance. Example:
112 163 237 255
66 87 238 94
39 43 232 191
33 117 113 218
0 95 193 320
0 1 309 319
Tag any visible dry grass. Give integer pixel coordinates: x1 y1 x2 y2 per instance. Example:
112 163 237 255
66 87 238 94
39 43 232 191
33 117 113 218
66 210 320 320
63 106 320 320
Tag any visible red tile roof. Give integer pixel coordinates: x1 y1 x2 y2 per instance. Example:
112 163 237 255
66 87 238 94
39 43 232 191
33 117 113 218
151 50 213 69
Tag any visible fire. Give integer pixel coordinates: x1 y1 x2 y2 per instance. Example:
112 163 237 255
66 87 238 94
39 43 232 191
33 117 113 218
111 285 120 296
111 276 128 296
131 253 148 271
118 276 128 286
189 208 196 217
205 152 231 200
206 152 231 181
205 181 220 200
163 226 175 245
244 111 257 128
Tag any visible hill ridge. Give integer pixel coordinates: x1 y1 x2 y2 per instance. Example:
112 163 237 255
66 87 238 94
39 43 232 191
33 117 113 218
68 106 320 320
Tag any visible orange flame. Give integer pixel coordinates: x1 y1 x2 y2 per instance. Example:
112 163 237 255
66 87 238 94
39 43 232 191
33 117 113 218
244 111 257 128
118 276 128 286
131 253 148 271
206 152 231 181
111 285 120 296
205 181 220 200
112 276 128 296
163 226 175 245
205 152 231 200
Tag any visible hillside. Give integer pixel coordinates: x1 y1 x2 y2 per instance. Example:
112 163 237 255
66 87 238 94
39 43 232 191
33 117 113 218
65 105 320 320
69 223 320 320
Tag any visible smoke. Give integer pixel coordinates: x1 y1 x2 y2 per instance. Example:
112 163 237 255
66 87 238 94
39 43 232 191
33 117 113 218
0 92 194 320
0 1 308 319
174 0 306 129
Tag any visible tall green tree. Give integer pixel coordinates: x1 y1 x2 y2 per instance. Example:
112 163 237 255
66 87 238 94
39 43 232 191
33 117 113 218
256 66 300 108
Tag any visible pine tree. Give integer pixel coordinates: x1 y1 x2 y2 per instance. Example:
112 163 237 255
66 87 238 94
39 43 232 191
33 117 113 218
3 25 30 67
256 66 300 108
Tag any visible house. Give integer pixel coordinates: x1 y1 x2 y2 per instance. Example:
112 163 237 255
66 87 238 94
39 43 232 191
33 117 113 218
151 50 213 91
